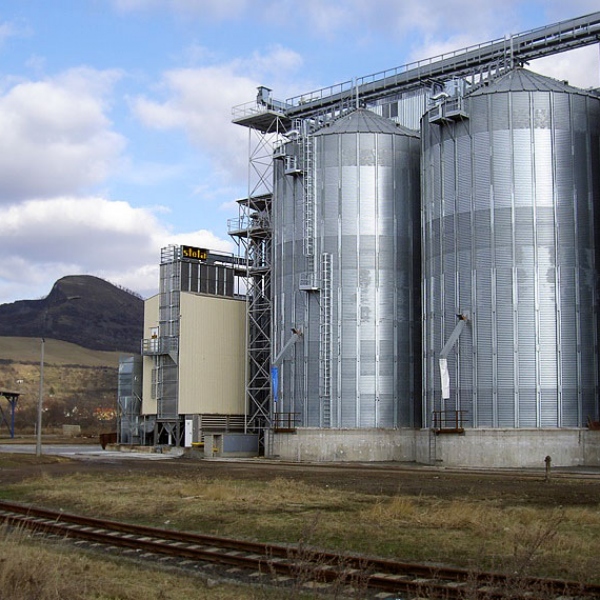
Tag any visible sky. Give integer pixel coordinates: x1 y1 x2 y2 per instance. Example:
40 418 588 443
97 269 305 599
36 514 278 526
0 0 599 304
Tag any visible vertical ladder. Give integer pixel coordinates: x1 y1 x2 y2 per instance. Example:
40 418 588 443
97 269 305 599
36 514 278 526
302 131 316 276
320 253 332 427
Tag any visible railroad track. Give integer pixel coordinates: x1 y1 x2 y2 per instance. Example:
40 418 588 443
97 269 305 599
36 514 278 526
0 500 597 599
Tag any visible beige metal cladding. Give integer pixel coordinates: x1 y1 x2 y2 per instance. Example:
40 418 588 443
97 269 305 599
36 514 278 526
178 292 246 415
141 294 159 416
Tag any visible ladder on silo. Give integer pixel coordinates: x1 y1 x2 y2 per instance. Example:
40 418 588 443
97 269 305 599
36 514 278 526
302 131 316 274
320 253 332 427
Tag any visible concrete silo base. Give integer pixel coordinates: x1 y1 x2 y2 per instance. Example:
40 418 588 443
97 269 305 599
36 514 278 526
269 427 600 468
268 428 418 462
419 428 600 468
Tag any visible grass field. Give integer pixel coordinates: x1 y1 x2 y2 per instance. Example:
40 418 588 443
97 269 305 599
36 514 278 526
0 336 121 368
1 464 599 597
0 524 269 600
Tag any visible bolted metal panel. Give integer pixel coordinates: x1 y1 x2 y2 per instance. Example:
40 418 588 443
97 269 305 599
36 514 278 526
422 68 600 429
117 355 143 444
273 108 421 429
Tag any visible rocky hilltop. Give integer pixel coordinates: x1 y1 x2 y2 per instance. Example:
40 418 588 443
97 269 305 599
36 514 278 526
0 275 143 354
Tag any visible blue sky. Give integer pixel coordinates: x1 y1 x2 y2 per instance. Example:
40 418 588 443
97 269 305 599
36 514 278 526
0 0 599 304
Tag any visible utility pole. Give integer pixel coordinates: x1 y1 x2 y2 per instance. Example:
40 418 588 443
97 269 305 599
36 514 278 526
36 296 81 457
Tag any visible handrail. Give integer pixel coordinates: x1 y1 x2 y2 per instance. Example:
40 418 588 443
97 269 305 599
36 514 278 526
431 410 467 432
272 412 300 431
280 11 600 118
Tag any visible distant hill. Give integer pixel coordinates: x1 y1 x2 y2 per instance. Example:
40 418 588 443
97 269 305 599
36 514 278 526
0 276 143 354
0 337 120 435
0 337 121 368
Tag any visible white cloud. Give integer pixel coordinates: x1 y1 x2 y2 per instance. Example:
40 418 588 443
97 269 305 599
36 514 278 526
179 43 217 66
218 199 240 212
397 8 600 90
0 21 17 44
131 68 250 180
261 0 351 37
3 0 596 310
0 197 159 265
0 19 31 47
108 0 600 47
122 160 187 186
542 1 600 22
0 258 82 305
96 228 233 298
166 228 232 250
237 46 304 77
0 68 126 202
130 46 303 183
0 196 233 303
243 0 518 42
530 46 600 89
111 0 248 18
0 52 260 304
111 0 161 9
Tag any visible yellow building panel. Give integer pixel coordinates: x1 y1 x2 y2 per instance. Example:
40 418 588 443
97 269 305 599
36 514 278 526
178 293 245 415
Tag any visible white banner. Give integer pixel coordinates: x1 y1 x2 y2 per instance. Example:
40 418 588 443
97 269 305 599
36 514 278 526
439 358 450 400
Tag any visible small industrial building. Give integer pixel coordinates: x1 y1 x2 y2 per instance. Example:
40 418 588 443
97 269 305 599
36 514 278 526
119 245 257 457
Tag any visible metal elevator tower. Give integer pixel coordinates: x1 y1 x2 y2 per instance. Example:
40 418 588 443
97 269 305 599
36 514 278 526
228 104 289 444
229 11 600 444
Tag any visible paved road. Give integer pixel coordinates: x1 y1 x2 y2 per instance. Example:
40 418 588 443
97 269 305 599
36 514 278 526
0 444 175 460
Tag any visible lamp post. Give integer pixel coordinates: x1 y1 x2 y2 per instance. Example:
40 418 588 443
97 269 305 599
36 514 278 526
36 296 81 457
36 333 45 457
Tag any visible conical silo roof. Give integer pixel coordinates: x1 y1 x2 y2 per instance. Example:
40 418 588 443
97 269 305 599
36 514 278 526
468 67 594 97
314 108 419 137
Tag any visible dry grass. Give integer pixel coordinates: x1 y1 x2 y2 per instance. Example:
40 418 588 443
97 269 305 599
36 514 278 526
360 495 600 581
8 471 600 585
0 454 70 469
0 524 268 600
0 336 120 367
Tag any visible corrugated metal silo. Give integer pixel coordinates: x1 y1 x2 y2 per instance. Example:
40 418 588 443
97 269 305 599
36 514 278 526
273 108 421 429
421 68 600 428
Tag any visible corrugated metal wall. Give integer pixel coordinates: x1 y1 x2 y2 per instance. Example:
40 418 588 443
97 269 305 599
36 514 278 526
273 109 421 428
422 69 600 428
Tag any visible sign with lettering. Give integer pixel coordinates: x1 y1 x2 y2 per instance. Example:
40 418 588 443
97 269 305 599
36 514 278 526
181 245 208 261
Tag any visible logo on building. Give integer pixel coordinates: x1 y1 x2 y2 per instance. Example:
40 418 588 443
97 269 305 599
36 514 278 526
181 245 208 261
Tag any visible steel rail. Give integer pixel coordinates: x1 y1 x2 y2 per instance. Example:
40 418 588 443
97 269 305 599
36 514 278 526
0 500 598 599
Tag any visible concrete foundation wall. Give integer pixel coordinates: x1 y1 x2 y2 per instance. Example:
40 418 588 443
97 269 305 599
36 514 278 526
418 429 600 468
269 428 417 462
270 427 600 467
583 431 600 466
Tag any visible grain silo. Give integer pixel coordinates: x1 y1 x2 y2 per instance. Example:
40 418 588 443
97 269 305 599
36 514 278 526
421 69 600 448
271 108 421 458
230 13 600 466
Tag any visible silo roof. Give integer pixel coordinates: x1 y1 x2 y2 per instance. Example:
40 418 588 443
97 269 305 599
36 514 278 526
314 108 419 137
469 67 595 97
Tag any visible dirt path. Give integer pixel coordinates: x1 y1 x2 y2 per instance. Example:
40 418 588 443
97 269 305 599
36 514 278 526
1 452 599 507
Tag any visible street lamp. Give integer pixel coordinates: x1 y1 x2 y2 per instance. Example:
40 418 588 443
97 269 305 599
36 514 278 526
36 295 81 457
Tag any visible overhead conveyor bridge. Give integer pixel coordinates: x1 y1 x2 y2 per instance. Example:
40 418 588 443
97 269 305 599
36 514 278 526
275 11 600 119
